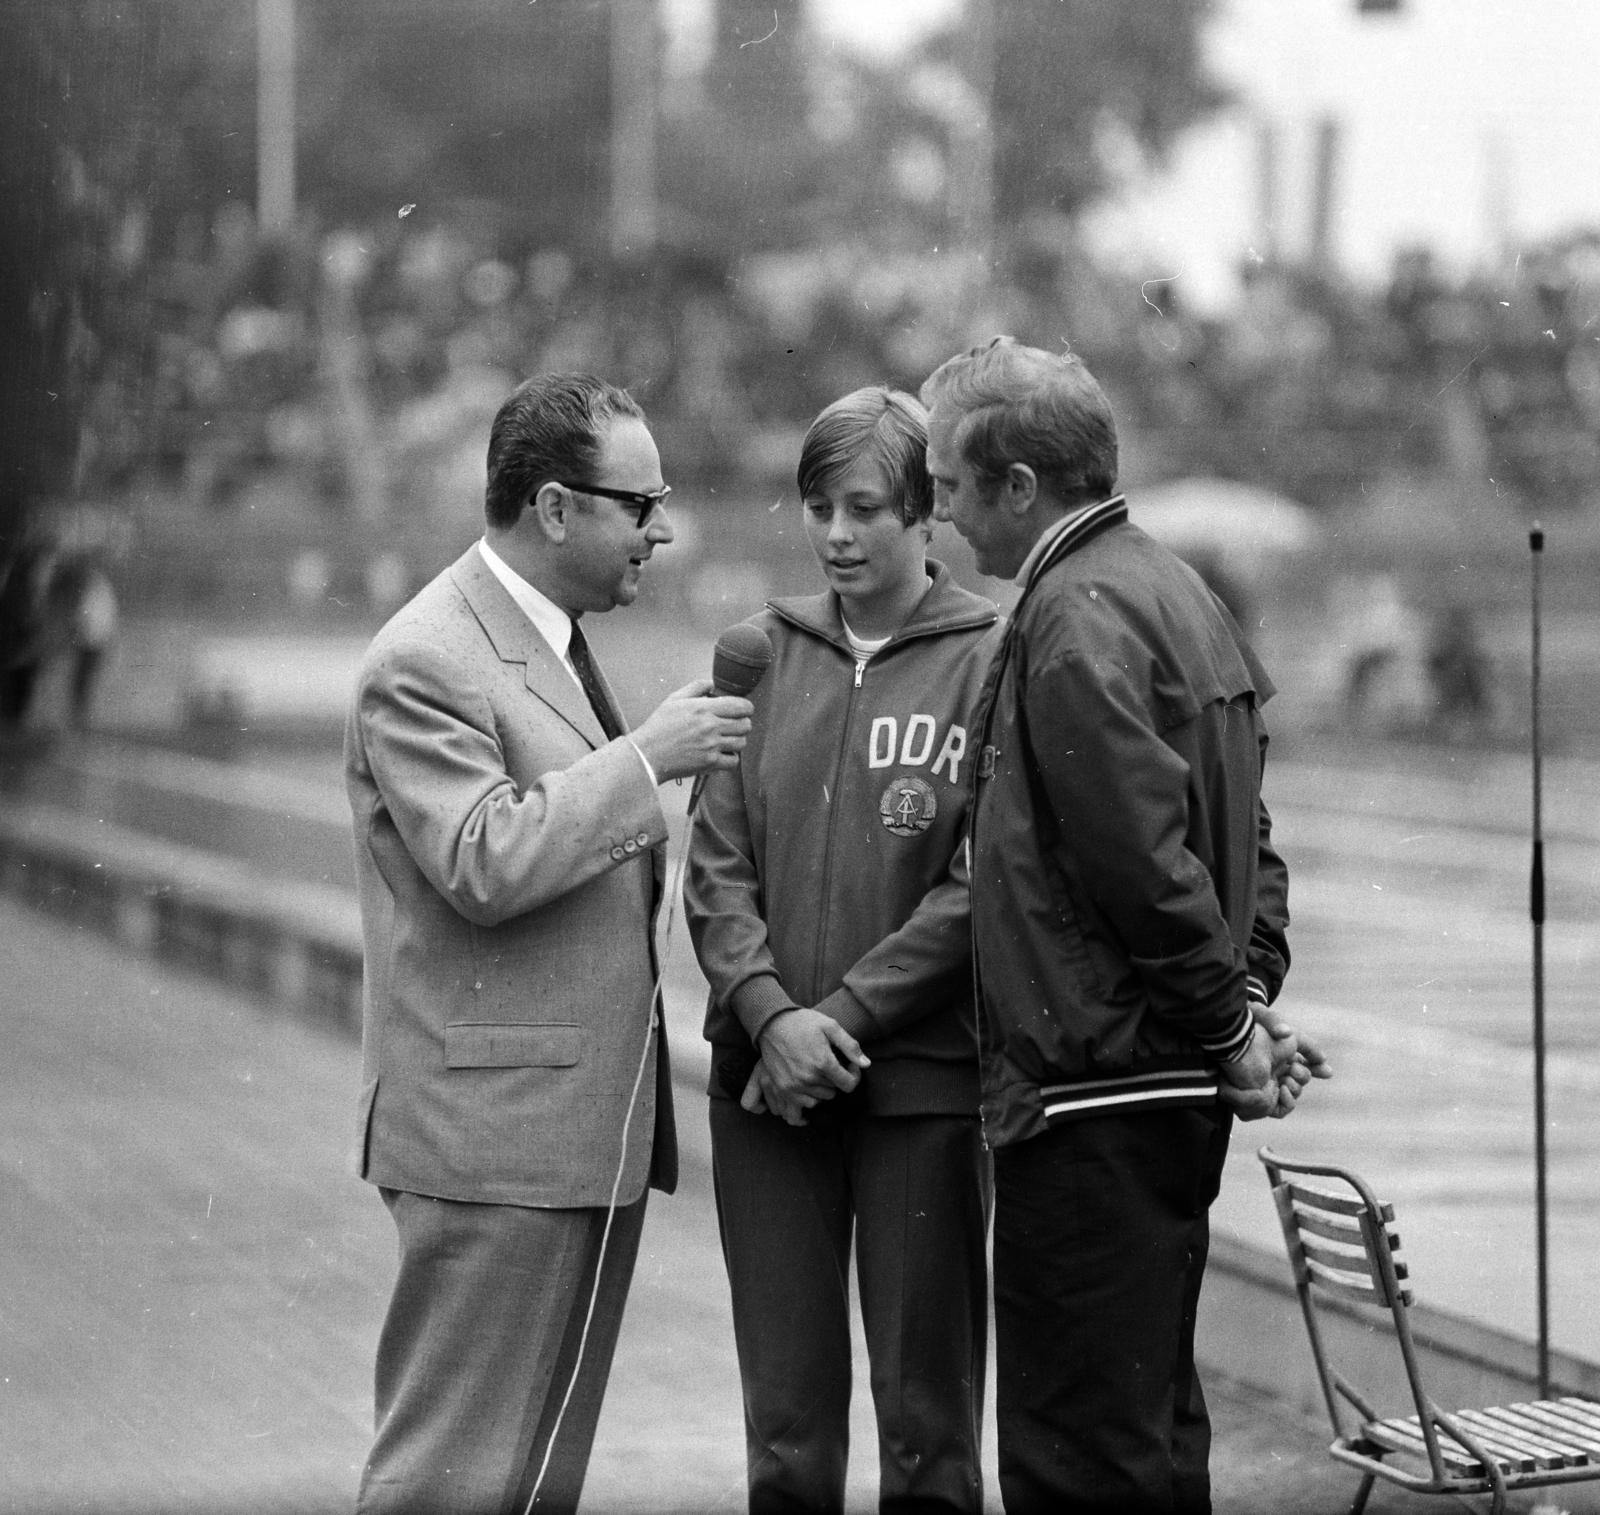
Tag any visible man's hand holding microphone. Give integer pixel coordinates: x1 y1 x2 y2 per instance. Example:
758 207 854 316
630 680 754 780
631 623 776 782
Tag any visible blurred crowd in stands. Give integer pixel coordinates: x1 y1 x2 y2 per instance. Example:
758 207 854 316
13 210 1600 744
70 212 1600 527
10 6 1597 748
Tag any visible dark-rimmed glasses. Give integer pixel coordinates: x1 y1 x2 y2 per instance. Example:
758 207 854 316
556 481 672 528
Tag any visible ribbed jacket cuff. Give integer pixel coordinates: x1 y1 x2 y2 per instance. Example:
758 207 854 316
1201 1005 1257 1065
1209 977 1274 1065
815 985 876 1046
731 974 799 1045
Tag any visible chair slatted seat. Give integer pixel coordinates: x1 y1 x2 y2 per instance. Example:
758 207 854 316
1452 1408 1570 1468
1477 1407 1592 1463
1260 1147 1600 1515
1560 1399 1600 1434
1361 1416 1494 1474
1500 1405 1597 1458
1504 1402 1600 1455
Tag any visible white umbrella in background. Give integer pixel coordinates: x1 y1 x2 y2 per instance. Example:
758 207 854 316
1128 477 1322 581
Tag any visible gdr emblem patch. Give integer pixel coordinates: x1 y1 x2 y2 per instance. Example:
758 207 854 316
879 774 937 836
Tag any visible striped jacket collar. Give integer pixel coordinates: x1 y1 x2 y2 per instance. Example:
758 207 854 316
1016 493 1128 595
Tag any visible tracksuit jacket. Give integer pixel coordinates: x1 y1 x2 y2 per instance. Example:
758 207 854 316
686 561 1000 1116
968 497 1292 1148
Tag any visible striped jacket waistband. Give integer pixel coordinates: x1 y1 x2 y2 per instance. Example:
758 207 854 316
1037 1066 1221 1125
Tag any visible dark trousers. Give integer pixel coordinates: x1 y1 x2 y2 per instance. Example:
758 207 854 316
992 1107 1233 1515
709 1098 991 1515
356 1187 647 1515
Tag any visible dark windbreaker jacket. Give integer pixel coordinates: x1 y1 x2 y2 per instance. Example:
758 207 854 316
686 561 1000 1116
968 498 1291 1148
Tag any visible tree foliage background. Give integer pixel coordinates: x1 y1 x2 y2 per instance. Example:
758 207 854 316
0 0 1225 558
989 0 1224 219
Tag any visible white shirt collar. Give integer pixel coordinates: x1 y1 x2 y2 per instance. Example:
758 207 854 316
478 537 576 671
475 538 659 788
1013 501 1097 587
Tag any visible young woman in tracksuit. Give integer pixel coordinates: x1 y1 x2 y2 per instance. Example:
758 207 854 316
686 388 999 1514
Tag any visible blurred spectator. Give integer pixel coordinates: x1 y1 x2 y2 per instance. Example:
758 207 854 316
1332 572 1433 734
1425 603 1494 737
53 551 120 729
0 543 55 729
0 544 119 731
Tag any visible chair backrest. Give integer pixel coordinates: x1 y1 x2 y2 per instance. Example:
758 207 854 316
1270 1165 1411 1310
1259 1146 1434 1448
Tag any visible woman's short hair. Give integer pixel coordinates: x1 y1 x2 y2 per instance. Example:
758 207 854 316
484 373 645 529
919 337 1118 505
796 387 934 526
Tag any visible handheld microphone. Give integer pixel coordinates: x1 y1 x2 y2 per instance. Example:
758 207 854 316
688 623 774 817
711 621 775 698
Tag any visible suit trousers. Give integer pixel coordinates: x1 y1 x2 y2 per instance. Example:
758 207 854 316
991 1106 1233 1515
709 1097 991 1515
355 1186 647 1515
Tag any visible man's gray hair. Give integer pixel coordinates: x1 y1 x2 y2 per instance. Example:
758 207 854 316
920 336 1118 506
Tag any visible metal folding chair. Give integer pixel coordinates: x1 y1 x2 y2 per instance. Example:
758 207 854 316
1259 1145 1600 1514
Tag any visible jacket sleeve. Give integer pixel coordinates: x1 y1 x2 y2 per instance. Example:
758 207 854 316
683 763 798 1045
813 840 973 1045
1247 784 1291 1007
357 637 667 926
1024 645 1254 1059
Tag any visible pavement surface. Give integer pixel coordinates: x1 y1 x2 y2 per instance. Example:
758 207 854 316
1215 746 1600 1361
0 895 1426 1515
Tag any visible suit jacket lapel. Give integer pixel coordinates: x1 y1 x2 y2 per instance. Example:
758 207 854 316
450 548 608 749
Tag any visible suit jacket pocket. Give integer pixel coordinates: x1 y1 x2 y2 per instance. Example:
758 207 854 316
445 1022 582 1068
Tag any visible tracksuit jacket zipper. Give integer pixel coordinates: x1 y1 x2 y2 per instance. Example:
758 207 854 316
812 651 864 989
767 607 994 1000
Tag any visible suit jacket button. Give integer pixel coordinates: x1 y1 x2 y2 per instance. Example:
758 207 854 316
610 846 625 861
636 832 650 845
623 839 638 854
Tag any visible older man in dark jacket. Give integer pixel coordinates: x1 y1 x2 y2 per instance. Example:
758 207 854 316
923 338 1325 1515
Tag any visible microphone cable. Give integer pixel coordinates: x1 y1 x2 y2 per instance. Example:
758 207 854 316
524 625 771 1510
521 798 699 1514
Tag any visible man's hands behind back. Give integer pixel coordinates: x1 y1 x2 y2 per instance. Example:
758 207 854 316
1218 1006 1333 1121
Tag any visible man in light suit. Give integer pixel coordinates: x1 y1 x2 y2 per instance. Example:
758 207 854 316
346 372 753 1515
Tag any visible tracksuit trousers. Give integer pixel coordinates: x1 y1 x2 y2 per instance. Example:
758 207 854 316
992 1105 1233 1515
709 1097 991 1515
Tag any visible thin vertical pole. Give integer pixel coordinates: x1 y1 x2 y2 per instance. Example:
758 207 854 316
257 0 296 234
1529 522 1549 1398
610 0 658 260
951 0 995 269
1254 116 1280 266
1308 114 1341 270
